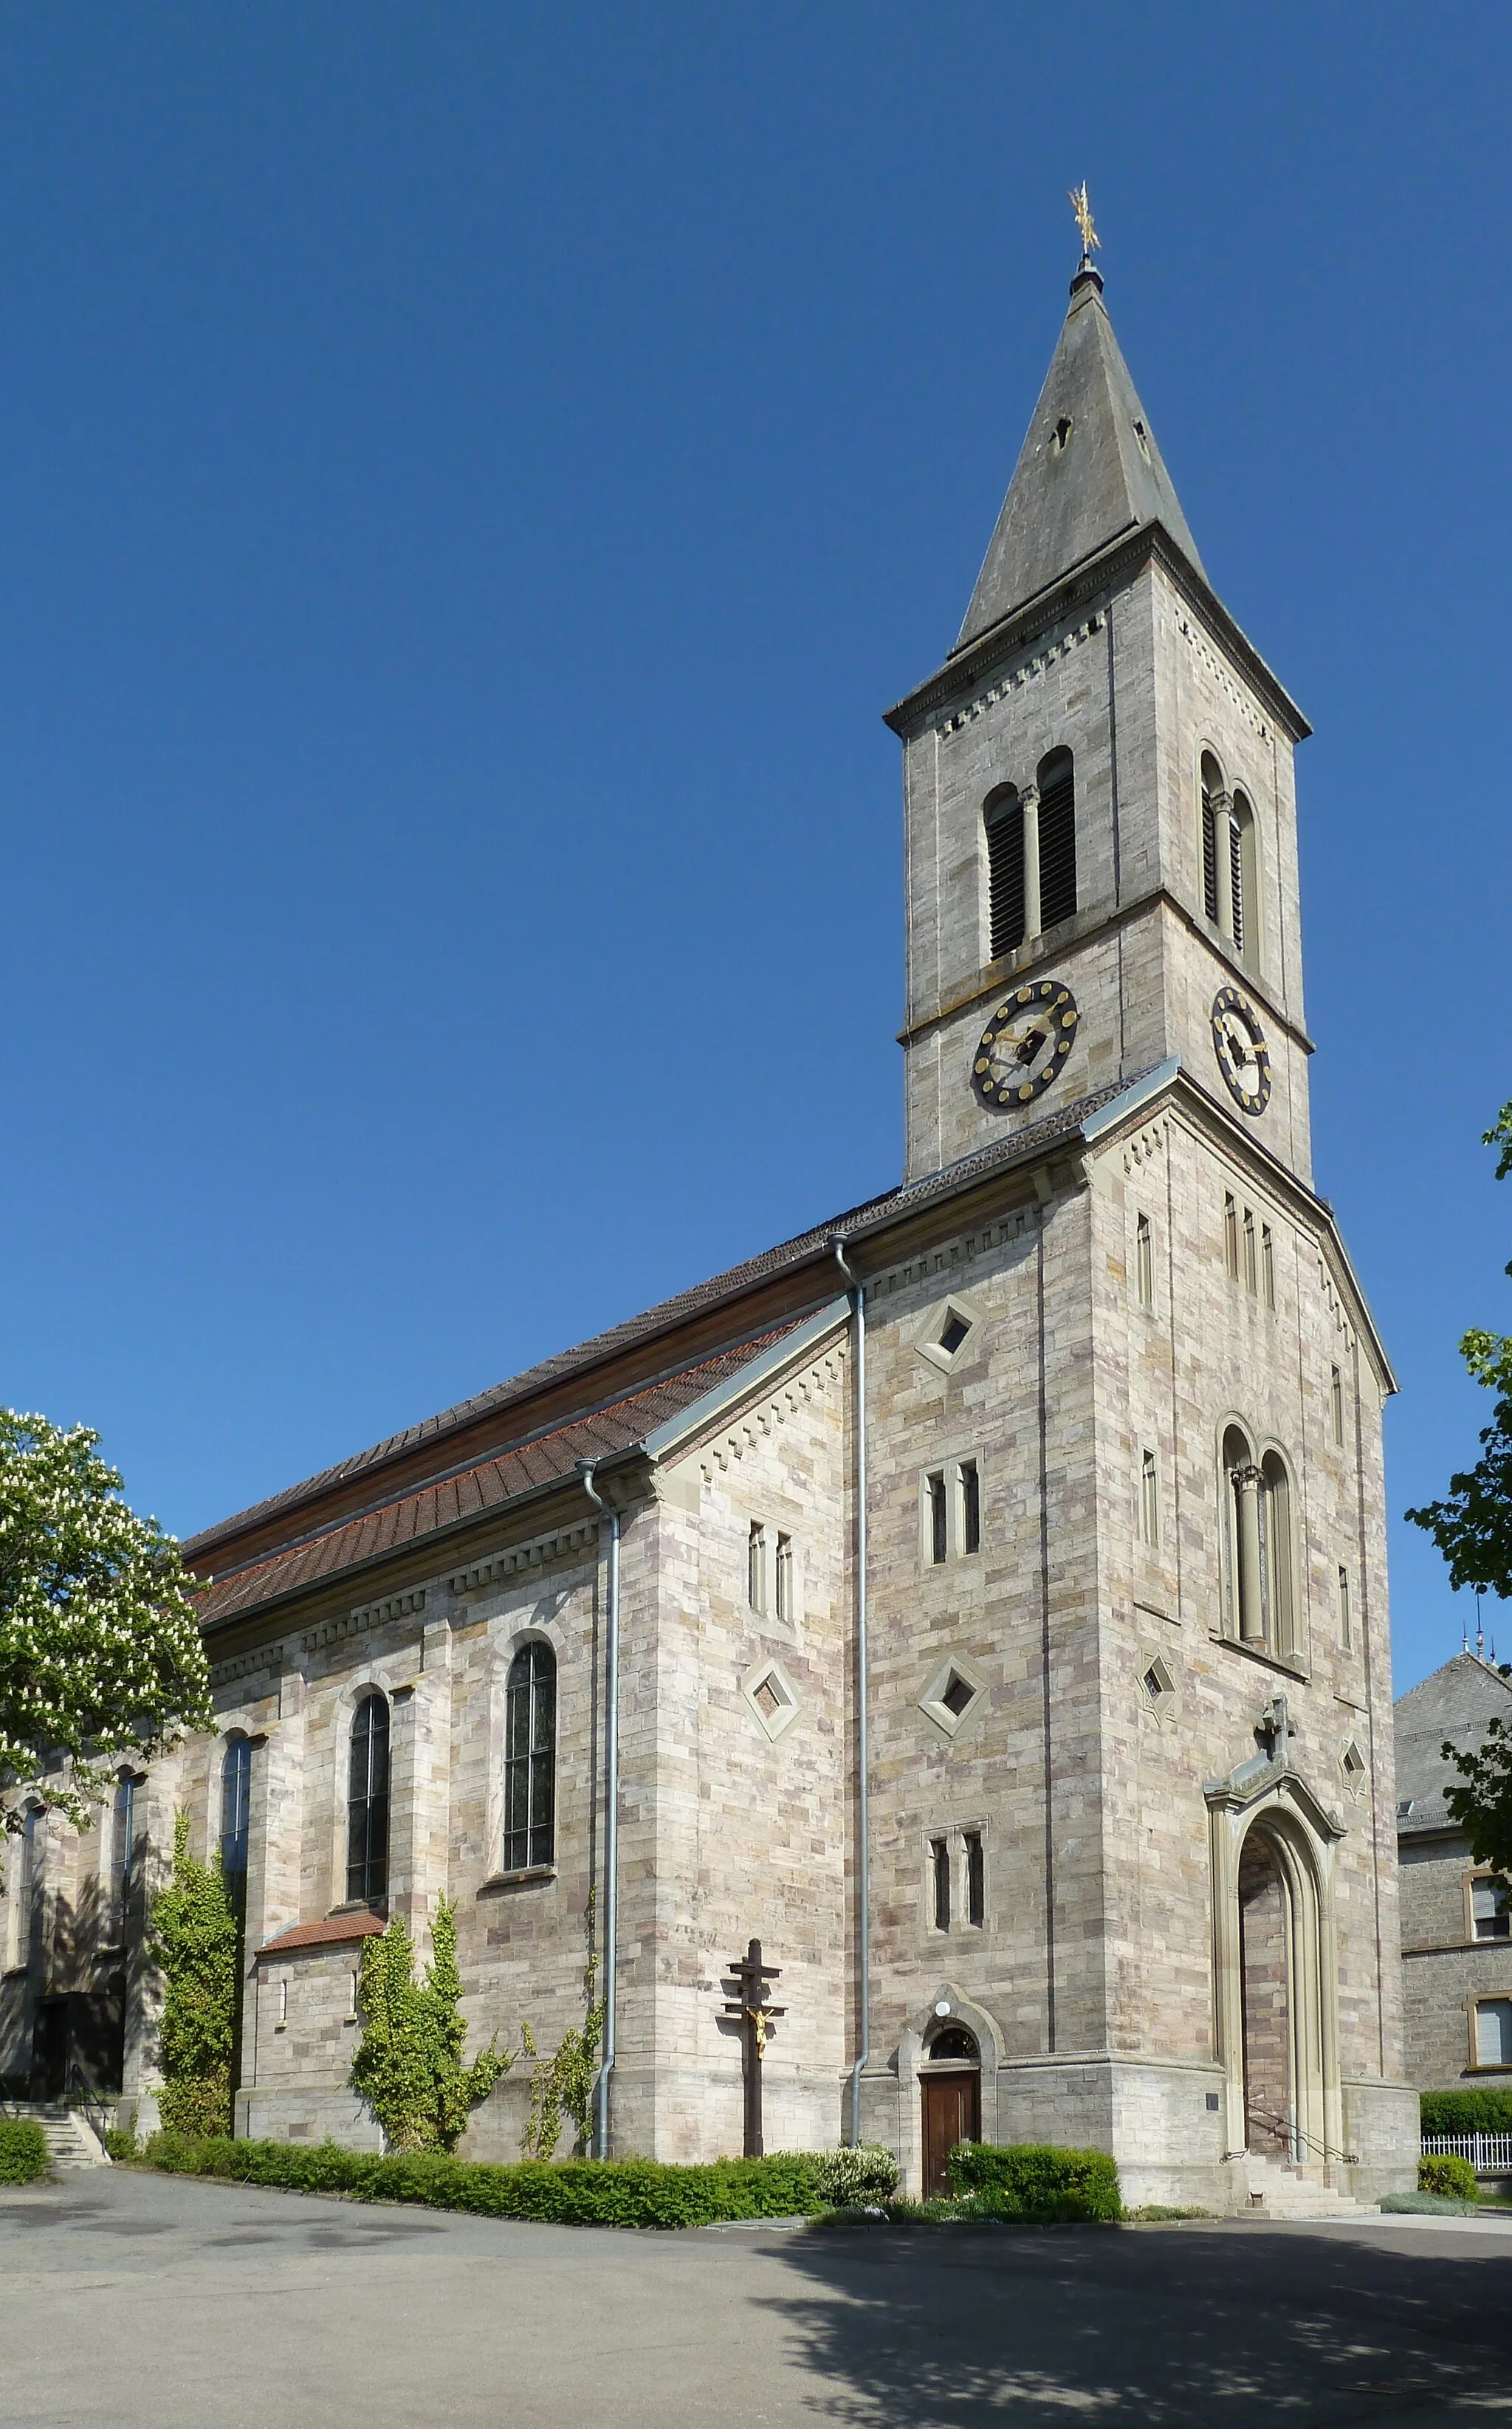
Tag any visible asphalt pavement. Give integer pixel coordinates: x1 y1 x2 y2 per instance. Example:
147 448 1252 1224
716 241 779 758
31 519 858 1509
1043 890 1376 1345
3 2165 1512 2427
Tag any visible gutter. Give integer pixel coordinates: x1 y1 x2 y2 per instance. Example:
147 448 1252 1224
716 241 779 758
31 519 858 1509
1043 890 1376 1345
578 1460 620 2162
831 1239 870 2145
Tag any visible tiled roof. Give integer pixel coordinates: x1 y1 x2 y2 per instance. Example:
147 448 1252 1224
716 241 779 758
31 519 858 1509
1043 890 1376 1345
1395 1650 1512 1833
186 1065 1161 1569
256 1911 387 1958
195 1319 812 1629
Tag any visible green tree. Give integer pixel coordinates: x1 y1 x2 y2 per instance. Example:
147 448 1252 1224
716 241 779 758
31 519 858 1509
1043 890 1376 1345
350 1900 514 2154
1407 1101 1512 1878
0 1412 211 1838
150 1812 241 2137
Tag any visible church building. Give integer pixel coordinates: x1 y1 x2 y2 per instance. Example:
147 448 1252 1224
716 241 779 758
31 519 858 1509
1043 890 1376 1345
0 238 1417 2210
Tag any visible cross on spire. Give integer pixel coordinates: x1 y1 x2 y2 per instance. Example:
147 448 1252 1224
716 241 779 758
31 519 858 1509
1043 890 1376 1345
1068 180 1100 270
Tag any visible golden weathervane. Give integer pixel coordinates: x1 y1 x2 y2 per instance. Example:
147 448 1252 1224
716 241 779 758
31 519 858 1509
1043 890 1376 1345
1069 182 1099 261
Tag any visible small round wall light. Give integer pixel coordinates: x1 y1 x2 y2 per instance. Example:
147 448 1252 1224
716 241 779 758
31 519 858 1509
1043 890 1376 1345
933 2000 952 2018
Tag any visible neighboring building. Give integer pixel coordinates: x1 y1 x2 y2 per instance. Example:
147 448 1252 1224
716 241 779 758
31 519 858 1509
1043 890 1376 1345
0 240 1417 2209
1397 1650 1512 2089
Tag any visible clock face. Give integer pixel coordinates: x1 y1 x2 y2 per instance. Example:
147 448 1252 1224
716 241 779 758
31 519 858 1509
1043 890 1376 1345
1211 986 1271 1116
972 980 1080 1110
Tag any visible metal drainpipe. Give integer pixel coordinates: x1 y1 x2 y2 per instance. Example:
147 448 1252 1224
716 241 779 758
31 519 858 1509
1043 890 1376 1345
578 1460 619 2162
831 1239 870 2145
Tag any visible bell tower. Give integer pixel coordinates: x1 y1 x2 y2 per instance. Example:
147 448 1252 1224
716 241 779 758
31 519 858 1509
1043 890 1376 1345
886 250 1315 1187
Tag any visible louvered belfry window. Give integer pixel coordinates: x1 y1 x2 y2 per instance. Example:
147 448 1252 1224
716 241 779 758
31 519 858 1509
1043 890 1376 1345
346 1691 391 1903
1229 819 1245 953
986 788 1025 960
504 1640 557 1872
1201 769 1220 921
1035 748 1076 930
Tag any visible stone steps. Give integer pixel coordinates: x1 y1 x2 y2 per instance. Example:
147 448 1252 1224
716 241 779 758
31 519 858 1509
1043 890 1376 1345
1 2101 110 2170
1239 2154 1376 2219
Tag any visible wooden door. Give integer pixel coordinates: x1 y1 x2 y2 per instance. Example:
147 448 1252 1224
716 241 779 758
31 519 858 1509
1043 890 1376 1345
921 2069 981 2198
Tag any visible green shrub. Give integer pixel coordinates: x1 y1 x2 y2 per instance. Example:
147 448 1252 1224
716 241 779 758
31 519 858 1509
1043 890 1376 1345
0 2117 50 2185
945 2140 1121 2222
158 2072 232 2140
137 2133 833 2226
1420 2088 1512 2134
101 2126 139 2163
1419 2152 1480 2199
810 2144 899 2206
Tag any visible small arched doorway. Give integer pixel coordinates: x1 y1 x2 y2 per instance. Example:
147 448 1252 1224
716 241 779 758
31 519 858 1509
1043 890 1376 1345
1239 1827 1292 2156
919 2023 981 2198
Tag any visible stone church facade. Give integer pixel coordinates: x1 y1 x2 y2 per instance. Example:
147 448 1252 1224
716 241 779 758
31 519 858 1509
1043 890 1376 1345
0 250 1417 2210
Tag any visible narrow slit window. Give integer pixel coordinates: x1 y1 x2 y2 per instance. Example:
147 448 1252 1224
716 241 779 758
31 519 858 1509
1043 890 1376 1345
1331 1364 1344 1446
985 789 1025 961
1243 1208 1257 1294
1135 1212 1154 1311
748 1522 766 1613
1140 1449 1161 1549
927 1472 947 1565
965 1831 985 1928
1035 747 1077 930
278 1976 288 2027
1337 1564 1352 1651
1261 1223 1275 1309
774 1532 793 1624
1224 1193 1239 1279
960 1460 981 1556
114 1775 136 1914
931 1836 951 1931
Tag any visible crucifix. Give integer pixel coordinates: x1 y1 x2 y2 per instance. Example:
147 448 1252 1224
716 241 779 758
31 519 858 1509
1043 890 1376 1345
722 1938 786 2158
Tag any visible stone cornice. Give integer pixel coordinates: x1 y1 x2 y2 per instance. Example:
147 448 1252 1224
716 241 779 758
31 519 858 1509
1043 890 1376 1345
897 884 1316 1057
884 521 1311 746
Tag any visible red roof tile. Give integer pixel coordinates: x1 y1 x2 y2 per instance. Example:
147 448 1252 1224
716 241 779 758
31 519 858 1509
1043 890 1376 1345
257 1911 386 1957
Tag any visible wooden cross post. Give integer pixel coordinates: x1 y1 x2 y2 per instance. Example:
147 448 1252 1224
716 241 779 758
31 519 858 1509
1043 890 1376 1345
722 1938 785 2158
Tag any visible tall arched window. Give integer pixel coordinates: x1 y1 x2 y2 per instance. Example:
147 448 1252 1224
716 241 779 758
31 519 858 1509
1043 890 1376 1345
504 1640 557 1872
1222 1426 1297 1657
1229 791 1257 961
221 1736 251 1925
1260 1450 1296 1659
1222 1424 1262 1645
1200 753 1223 924
985 786 1025 959
113 1774 136 1922
346 1692 391 1904
1035 747 1076 931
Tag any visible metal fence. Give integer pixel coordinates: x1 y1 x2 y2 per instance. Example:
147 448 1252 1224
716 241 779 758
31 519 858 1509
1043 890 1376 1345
1422 2131 1512 2174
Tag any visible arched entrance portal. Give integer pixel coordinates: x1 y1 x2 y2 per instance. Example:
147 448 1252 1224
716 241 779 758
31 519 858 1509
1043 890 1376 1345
1238 1829 1293 2156
919 2024 980 2197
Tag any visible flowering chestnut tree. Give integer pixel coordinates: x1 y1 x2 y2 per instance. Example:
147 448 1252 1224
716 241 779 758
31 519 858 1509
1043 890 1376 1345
0 1411 211 1838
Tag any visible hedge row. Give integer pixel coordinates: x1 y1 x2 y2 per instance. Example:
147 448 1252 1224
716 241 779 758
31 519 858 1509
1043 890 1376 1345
131 2132 1121 2227
1421 2089 1512 2135
0 2118 50 2185
946 2140 1122 2222
138 2134 844 2226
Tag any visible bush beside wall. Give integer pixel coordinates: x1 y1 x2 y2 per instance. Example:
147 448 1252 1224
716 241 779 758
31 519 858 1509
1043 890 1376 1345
1421 2089 1512 2135
0 2118 50 2185
1419 2153 1480 2200
139 2134 832 2227
945 2141 1122 2222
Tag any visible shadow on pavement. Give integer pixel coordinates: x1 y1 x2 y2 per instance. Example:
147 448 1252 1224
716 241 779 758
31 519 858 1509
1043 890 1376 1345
759 2221 1512 2426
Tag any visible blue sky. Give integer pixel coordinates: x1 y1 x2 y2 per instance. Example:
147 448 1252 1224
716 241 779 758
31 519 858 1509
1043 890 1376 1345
2 5 1507 1693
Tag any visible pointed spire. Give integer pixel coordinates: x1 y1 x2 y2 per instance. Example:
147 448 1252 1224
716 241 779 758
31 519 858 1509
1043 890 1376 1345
955 253 1206 653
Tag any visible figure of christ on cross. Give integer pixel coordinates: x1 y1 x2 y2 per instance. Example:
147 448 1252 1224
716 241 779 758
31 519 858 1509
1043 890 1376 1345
721 1938 786 2158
